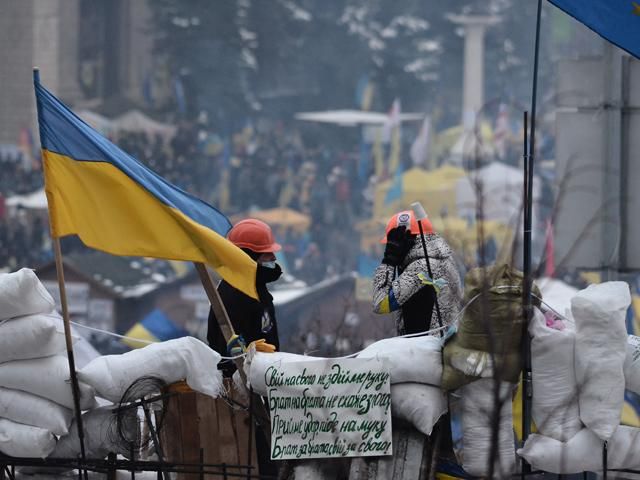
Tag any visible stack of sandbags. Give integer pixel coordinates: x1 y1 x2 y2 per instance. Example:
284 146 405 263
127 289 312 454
357 335 446 437
246 335 447 438
518 281 634 472
529 309 582 441
572 281 630 441
458 379 516 478
0 268 97 458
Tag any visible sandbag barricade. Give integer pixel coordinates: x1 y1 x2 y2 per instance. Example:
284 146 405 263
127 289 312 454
78 336 224 403
572 281 630 441
0 269 92 458
459 379 516 478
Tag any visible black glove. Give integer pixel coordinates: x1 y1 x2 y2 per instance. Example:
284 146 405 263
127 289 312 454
383 226 413 266
256 263 283 284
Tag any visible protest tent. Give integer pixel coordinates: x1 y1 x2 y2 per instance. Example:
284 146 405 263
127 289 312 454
76 110 115 137
373 165 466 219
295 109 423 127
237 207 311 232
432 122 494 164
6 187 48 210
455 161 541 228
112 109 177 138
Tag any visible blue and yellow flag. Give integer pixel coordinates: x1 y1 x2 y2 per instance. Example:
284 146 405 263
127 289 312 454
548 0 640 59
122 309 189 349
34 76 258 299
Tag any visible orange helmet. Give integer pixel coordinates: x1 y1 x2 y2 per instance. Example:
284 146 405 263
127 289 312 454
380 210 433 244
228 219 282 253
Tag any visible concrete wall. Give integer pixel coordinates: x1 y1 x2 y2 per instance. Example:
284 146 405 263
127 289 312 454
554 44 640 274
0 1 34 144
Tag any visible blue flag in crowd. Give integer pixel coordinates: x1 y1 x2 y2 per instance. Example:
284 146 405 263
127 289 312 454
547 0 640 59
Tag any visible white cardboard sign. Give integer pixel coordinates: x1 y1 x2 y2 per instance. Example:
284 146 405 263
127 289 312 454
267 358 392 460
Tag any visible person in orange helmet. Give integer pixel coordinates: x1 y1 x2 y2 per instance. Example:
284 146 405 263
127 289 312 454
207 218 283 366
373 210 462 335
207 218 282 477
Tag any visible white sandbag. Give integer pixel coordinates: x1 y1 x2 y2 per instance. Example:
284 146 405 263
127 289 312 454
624 335 640 395
248 351 321 396
460 379 515 478
0 386 73 435
356 335 442 385
52 406 139 459
572 281 630 440
78 337 223 403
537 277 579 319
0 356 96 410
0 312 77 364
518 426 640 473
0 417 56 458
529 310 582 441
391 383 447 436
0 268 55 321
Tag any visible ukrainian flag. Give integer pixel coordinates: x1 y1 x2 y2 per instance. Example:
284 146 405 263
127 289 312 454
548 0 640 59
122 309 189 349
33 73 257 299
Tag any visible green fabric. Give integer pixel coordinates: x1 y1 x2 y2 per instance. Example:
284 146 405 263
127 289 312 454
441 264 540 391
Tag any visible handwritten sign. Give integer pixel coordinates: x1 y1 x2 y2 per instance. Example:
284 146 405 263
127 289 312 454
267 358 392 460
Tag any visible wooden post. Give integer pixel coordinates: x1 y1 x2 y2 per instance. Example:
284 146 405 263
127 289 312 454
53 237 89 469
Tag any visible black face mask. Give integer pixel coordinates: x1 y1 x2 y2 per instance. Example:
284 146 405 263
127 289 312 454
257 263 282 284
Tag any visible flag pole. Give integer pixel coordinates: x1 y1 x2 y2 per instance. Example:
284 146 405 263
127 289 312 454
522 0 543 472
193 262 271 432
33 68 89 473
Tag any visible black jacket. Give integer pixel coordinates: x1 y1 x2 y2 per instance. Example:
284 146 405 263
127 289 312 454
207 278 280 362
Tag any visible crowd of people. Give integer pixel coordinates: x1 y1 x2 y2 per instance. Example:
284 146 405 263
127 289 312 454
0 153 51 270
0 112 546 286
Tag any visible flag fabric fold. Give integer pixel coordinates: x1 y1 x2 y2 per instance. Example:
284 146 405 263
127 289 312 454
34 78 258 300
547 0 640 59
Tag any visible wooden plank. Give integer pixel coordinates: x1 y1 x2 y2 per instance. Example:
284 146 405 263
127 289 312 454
179 391 201 480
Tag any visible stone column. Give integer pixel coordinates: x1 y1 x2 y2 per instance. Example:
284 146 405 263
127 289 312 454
448 14 500 128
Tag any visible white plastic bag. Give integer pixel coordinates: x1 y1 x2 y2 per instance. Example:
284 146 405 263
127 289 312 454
356 335 442 385
0 312 76 364
0 268 55 321
460 379 515 478
391 383 447 436
78 337 222 402
0 355 96 410
0 418 56 458
52 406 139 459
518 426 640 473
529 310 582 441
624 335 640 395
572 281 630 440
0 386 73 435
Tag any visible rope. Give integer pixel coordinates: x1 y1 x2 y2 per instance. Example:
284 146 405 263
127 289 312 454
69 320 247 360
